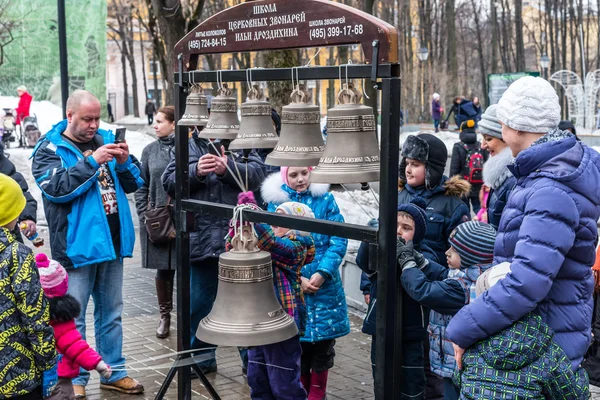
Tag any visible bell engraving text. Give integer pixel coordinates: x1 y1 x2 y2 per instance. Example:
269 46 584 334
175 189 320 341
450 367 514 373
319 155 380 164
327 116 376 132
219 263 272 283
281 112 320 124
275 145 325 152
211 102 237 112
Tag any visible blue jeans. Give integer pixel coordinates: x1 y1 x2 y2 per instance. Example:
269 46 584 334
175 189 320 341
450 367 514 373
433 119 440 130
67 259 127 385
190 257 247 368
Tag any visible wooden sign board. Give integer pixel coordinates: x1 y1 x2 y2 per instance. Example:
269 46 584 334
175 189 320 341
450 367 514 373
174 0 398 71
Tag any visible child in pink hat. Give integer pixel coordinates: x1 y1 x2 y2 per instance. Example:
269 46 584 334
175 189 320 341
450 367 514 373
36 253 112 399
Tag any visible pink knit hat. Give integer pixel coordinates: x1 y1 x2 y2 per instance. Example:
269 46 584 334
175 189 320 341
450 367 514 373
36 253 69 298
280 166 314 188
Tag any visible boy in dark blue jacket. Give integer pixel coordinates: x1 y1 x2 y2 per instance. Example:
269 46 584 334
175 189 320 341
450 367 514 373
397 221 496 400
356 198 437 400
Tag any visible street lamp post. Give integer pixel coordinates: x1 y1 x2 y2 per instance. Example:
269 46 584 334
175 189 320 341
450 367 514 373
417 47 429 122
540 54 551 80
57 0 69 119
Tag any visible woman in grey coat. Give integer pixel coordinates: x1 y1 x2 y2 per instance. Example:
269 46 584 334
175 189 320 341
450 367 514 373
135 106 176 339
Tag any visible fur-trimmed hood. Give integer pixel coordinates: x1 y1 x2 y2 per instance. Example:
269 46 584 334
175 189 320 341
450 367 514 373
398 175 471 199
483 147 514 189
261 172 330 204
48 294 81 323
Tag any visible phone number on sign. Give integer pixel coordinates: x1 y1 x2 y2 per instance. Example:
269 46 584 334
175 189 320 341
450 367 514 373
309 24 364 40
188 37 227 50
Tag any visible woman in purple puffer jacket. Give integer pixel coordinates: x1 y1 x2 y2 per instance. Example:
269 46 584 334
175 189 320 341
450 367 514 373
446 76 600 385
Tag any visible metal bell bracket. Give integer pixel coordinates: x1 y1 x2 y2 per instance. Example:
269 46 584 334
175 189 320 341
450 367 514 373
290 67 311 104
216 70 233 97
337 82 362 105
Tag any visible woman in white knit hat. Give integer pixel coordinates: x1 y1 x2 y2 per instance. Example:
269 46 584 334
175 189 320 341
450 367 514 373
477 104 516 229
446 76 600 388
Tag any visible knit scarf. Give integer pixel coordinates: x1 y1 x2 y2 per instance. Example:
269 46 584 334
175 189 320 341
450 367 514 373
530 127 572 147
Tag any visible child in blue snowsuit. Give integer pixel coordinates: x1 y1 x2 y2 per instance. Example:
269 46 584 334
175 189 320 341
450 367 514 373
398 221 496 400
356 198 437 399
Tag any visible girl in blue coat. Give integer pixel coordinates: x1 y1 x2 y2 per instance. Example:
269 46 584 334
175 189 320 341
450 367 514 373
478 105 516 230
261 166 349 400
447 76 600 385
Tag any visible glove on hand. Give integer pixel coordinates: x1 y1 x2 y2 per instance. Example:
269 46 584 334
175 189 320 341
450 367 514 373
42 363 58 398
96 361 112 380
413 249 429 270
396 238 416 270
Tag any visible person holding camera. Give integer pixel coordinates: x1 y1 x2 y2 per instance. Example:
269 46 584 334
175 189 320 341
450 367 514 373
31 90 145 397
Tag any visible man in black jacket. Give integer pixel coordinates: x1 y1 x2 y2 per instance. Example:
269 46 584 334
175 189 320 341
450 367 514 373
145 99 156 125
0 150 37 242
162 129 266 375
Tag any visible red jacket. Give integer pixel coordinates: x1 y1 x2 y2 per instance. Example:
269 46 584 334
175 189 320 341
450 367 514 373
51 319 102 378
16 92 32 125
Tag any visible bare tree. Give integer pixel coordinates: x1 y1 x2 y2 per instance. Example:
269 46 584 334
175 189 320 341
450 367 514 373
0 0 19 67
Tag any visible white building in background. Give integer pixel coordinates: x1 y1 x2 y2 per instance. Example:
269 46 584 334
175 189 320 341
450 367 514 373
105 37 163 121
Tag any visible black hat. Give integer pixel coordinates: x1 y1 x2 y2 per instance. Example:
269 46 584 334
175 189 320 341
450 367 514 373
397 197 428 244
558 120 577 137
399 134 448 189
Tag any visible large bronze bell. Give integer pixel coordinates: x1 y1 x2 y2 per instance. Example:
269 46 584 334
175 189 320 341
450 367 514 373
229 85 279 150
196 226 298 346
199 84 240 140
310 84 380 184
178 86 209 127
265 84 325 167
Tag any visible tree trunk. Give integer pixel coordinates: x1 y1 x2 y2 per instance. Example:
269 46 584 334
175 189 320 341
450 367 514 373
120 48 130 116
597 0 600 68
138 15 149 104
149 0 186 106
514 0 526 71
471 0 487 104
124 15 140 118
445 0 458 97
490 0 498 74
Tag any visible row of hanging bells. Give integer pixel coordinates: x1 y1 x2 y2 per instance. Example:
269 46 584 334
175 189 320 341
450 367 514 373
179 80 380 185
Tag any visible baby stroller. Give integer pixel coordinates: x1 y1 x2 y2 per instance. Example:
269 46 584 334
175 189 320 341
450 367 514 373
21 115 41 147
0 108 17 148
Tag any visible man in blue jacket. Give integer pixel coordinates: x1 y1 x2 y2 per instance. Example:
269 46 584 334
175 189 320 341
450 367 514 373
447 76 600 386
31 90 145 397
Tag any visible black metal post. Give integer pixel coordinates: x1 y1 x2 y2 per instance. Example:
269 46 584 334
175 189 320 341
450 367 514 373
57 0 69 119
375 77 402 400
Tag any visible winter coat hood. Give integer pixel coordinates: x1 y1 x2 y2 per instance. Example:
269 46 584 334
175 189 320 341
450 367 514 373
483 147 514 189
260 172 330 204
48 294 81 323
509 131 600 205
399 175 471 199
459 130 477 145
481 314 553 371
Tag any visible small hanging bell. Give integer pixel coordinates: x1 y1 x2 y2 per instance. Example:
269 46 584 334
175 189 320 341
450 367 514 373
199 84 240 140
265 84 325 167
196 225 298 346
229 85 279 150
310 84 380 184
178 85 209 127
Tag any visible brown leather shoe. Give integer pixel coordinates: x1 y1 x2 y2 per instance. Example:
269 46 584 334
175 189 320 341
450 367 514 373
73 385 86 399
100 377 144 394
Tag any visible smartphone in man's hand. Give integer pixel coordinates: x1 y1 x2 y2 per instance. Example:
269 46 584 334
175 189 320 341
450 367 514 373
114 128 126 144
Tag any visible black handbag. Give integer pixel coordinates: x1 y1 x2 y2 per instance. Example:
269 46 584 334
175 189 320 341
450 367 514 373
144 197 176 244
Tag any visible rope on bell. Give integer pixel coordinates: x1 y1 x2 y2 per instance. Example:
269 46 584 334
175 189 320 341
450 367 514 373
230 203 261 241
207 139 246 192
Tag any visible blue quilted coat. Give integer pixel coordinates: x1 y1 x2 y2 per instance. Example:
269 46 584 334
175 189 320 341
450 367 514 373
447 131 600 371
261 173 350 342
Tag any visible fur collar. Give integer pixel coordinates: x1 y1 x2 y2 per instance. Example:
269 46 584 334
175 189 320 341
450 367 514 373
483 147 514 189
397 175 471 198
48 294 81 323
260 172 330 204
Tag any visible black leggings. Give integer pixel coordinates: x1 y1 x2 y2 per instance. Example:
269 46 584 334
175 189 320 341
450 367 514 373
156 269 176 280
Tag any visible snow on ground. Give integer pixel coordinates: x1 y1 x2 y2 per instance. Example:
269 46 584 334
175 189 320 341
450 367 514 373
0 96 154 159
116 115 149 125
333 189 379 254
